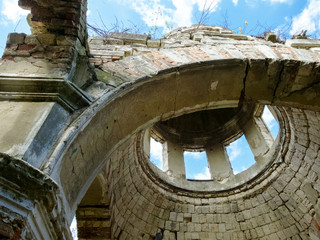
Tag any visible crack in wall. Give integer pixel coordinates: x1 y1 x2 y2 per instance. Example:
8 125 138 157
173 69 180 114
272 60 286 104
239 60 250 107
286 80 320 98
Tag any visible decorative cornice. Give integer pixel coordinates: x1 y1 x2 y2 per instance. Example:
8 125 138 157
0 152 57 199
0 153 72 239
0 76 92 111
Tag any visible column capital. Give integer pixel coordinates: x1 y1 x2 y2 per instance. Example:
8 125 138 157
0 153 71 239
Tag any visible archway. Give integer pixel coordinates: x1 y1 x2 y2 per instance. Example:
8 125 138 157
44 26 320 239
0 1 319 237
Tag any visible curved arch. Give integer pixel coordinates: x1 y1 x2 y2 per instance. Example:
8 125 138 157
1 0 319 236
79 173 108 206
106 105 319 239
43 52 320 217
76 173 111 240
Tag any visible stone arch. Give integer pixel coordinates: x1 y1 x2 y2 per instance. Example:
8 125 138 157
0 1 320 236
79 173 109 206
45 33 320 212
102 106 320 239
76 174 111 239
45 26 320 239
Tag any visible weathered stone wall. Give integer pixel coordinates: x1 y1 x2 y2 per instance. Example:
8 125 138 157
54 28 320 219
76 206 111 240
0 1 320 238
0 207 24 240
19 0 87 39
100 106 320 240
0 0 92 179
88 26 320 110
1 0 92 86
0 153 71 239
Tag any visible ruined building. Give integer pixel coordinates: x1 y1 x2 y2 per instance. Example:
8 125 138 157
1 0 320 239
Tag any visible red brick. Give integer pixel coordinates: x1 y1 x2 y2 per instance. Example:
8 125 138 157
18 44 36 51
0 221 12 238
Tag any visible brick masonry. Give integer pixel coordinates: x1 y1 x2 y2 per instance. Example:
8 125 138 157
0 2 319 239
76 206 111 240
97 106 320 240
54 26 320 240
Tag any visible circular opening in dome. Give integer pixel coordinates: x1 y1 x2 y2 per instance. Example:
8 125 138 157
151 103 256 151
141 104 282 192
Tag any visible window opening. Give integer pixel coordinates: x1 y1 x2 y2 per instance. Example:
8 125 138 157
70 217 78 240
150 137 163 170
262 106 279 139
184 151 211 180
226 135 255 174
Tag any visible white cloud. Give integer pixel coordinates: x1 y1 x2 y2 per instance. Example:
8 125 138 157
150 138 163 169
262 106 275 130
246 0 291 7
233 166 247 175
290 0 320 35
192 0 220 13
226 140 240 162
1 0 28 25
232 0 238 5
268 0 291 2
184 151 204 159
129 0 174 28
194 167 211 180
244 0 258 7
118 0 220 29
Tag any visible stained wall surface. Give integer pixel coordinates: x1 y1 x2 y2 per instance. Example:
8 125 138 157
95 106 320 240
0 1 319 240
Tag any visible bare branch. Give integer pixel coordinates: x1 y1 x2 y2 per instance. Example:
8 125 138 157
220 10 229 28
196 0 218 25
87 12 143 37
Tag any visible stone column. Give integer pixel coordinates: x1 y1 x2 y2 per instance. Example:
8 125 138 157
206 144 232 181
256 114 274 146
243 117 273 161
143 129 151 158
162 140 185 179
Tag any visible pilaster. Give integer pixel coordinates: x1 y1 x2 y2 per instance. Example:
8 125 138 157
0 153 71 239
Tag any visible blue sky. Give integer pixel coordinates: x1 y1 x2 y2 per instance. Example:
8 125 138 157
85 0 319 38
0 0 320 53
